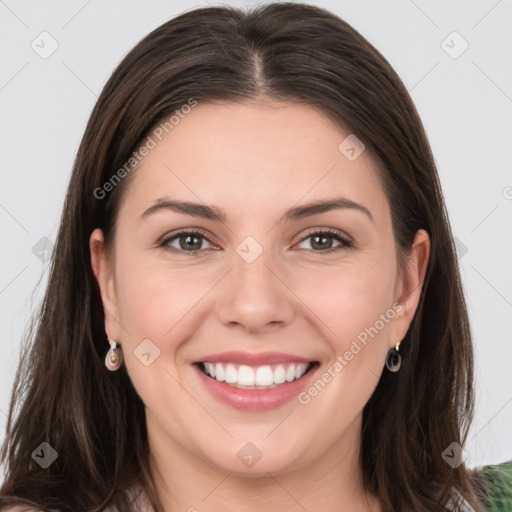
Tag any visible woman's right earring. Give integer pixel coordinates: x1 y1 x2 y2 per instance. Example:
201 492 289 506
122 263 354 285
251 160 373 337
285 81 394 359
385 340 402 372
105 339 123 371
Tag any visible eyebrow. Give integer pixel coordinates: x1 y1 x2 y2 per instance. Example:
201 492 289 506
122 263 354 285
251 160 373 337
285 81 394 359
140 196 373 223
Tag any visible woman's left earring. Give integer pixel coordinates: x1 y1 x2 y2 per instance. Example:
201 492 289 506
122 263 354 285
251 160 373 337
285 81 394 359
385 340 402 372
105 339 123 371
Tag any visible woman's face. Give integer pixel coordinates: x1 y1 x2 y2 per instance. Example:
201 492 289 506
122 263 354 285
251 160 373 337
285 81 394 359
91 100 428 477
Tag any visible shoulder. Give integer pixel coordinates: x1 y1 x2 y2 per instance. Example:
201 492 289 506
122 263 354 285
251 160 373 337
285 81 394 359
447 488 476 511
127 485 154 512
102 484 154 512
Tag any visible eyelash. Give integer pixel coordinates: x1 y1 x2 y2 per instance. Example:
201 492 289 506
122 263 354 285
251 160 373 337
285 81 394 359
158 228 353 255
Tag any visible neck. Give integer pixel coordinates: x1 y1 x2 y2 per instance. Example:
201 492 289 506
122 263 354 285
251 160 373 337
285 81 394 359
147 412 380 512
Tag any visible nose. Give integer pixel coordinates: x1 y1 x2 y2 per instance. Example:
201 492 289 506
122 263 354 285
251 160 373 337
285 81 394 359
215 242 295 334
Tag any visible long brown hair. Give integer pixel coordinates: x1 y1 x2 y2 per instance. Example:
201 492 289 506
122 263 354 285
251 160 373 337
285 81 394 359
1 3 483 511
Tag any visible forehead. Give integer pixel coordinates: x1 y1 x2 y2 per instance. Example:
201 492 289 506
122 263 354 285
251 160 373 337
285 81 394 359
118 100 388 224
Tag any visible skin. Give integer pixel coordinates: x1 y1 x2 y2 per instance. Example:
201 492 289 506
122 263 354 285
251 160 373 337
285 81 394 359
90 100 430 512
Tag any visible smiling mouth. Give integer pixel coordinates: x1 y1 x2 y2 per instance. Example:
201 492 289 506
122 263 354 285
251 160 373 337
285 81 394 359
196 361 319 390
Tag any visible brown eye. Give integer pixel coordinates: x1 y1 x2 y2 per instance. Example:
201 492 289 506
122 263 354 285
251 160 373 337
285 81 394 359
160 230 214 254
297 230 353 253
177 233 203 251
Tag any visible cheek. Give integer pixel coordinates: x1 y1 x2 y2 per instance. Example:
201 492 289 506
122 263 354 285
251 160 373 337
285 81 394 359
112 255 206 402
290 258 396 349
114 247 208 333
117 271 177 335
112 253 224 383
110 254 193 387
293 266 396 432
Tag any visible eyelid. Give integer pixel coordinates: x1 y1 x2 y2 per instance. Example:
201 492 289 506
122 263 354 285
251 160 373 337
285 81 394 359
297 227 353 244
159 227 213 242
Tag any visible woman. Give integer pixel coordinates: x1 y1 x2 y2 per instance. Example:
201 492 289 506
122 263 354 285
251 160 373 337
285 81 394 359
0 3 484 511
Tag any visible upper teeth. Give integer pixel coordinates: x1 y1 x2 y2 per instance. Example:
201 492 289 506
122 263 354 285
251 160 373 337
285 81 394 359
202 362 311 388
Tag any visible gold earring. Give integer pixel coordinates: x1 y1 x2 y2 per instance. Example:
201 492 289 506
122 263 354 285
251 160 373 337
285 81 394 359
105 339 123 371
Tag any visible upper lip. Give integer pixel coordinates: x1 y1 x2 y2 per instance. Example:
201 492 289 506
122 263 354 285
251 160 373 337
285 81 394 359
194 351 316 366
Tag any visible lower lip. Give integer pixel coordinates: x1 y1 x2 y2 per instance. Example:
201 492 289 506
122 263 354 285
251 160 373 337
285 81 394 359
193 363 319 411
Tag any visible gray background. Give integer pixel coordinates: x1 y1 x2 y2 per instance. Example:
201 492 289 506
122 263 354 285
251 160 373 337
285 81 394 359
1 0 511 471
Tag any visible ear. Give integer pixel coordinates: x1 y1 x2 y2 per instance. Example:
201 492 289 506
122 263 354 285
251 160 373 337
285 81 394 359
90 228 122 342
390 229 430 347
